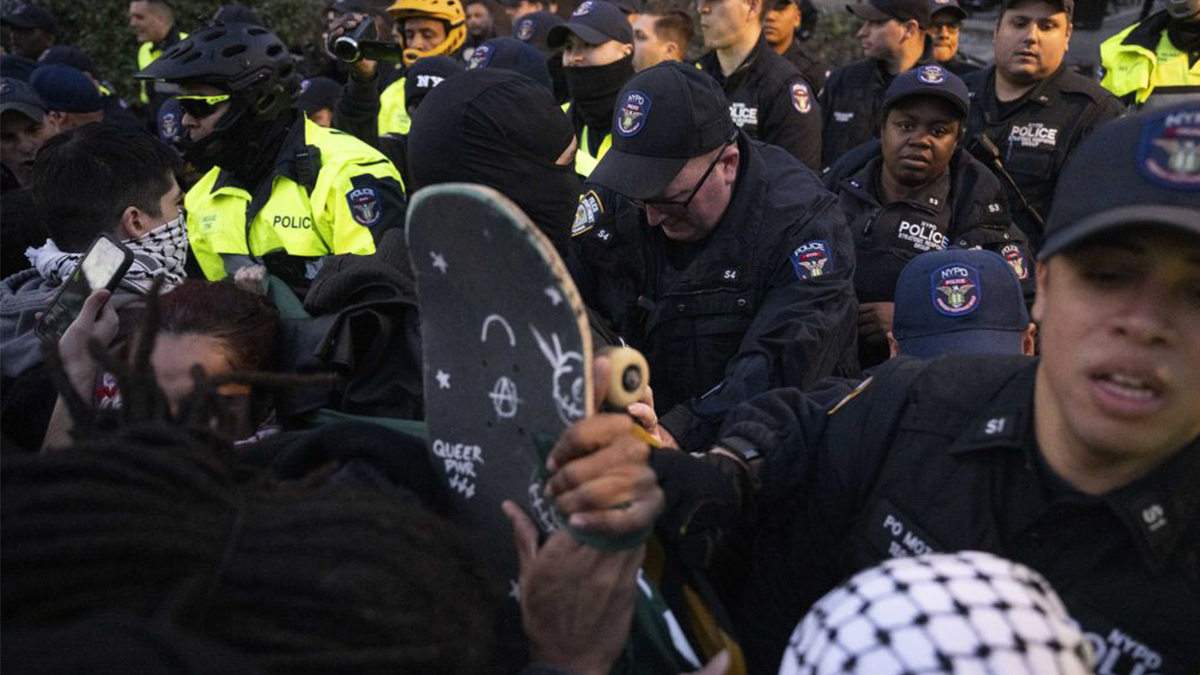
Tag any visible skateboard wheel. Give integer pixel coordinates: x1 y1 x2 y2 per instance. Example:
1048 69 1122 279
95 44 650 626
598 346 649 409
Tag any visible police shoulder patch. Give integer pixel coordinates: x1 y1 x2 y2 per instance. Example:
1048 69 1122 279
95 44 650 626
791 81 812 114
1136 107 1200 191
617 90 651 137
931 262 981 316
1001 243 1029 280
789 239 831 281
468 44 493 69
573 189 604 237
347 186 382 226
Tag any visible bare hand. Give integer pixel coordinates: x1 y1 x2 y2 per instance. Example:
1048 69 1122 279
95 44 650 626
57 289 119 399
329 13 378 79
857 301 895 345
233 264 267 296
504 501 643 675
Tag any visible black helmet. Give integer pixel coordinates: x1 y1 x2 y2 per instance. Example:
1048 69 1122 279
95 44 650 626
136 23 299 123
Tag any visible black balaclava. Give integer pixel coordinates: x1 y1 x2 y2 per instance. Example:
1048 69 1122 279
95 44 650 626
546 54 569 104
563 54 634 129
408 69 579 257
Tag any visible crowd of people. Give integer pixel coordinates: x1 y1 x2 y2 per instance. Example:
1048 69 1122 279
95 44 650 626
1 0 1198 672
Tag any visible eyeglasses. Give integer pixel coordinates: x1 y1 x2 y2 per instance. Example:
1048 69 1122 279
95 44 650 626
631 133 737 213
175 93 232 119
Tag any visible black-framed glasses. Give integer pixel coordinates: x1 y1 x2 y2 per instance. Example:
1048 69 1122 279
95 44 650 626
176 93 231 119
631 133 737 213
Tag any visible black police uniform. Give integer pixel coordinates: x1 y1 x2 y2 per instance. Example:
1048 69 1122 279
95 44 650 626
818 58 897 170
695 38 823 171
962 65 1123 248
939 50 983 76
825 140 1034 305
715 356 1200 675
780 38 829 96
570 132 858 451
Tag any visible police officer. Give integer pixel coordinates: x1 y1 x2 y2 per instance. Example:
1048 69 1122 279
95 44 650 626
823 64 1032 366
571 62 857 451
1100 0 1200 109
129 0 187 122
548 1 636 178
656 101 1200 674
819 0 931 169
694 0 822 170
512 11 569 102
962 0 1122 248
1 3 56 60
927 0 984 75
762 0 829 95
135 24 406 288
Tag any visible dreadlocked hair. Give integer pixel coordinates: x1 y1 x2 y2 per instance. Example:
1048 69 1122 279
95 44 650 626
2 439 501 675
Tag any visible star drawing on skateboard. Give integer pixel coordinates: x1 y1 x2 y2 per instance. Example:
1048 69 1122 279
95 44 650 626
436 369 451 389
431 251 449 274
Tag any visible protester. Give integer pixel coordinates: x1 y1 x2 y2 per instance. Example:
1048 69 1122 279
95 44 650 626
762 0 828 94
962 0 1122 249
631 1 693 72
136 23 406 288
548 0 636 178
819 0 931 169
574 62 858 450
823 65 1032 366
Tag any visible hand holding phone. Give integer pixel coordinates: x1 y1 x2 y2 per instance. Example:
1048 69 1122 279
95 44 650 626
35 233 133 344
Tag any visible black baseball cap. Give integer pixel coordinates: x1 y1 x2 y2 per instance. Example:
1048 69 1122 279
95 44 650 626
38 46 98 75
613 0 641 13
547 1 634 48
29 64 102 113
893 248 1031 358
928 0 968 21
297 76 342 115
0 76 47 121
512 11 566 53
589 61 737 200
1 3 57 33
0 54 39 81
403 55 464 109
997 0 1073 17
1040 101 1200 259
847 0 930 27
468 37 553 91
883 64 969 118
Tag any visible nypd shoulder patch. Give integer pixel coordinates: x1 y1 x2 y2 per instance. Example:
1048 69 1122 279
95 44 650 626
347 186 382 227
930 262 981 316
573 189 605 237
791 81 812 115
790 239 831 281
1001 243 1029 280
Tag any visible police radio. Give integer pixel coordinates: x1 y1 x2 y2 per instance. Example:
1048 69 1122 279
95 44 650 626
968 133 1047 233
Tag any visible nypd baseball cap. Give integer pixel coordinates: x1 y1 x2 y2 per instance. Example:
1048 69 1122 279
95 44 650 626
39 46 99 75
468 37 553 91
297 76 342 116
929 0 968 21
997 0 1073 17
547 1 634 48
0 76 47 121
893 248 1030 358
512 11 566 54
29 64 102 113
589 61 737 200
883 64 969 118
1040 101 1200 259
1 3 58 33
847 0 931 27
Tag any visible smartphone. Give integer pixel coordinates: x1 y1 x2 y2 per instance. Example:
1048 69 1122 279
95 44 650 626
35 233 134 343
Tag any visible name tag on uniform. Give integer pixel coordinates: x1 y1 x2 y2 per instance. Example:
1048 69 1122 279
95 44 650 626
862 498 942 559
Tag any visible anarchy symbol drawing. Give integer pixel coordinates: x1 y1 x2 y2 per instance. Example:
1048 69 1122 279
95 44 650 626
489 376 520 419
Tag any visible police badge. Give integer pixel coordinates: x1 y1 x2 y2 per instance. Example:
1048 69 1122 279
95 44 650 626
347 186 382 226
931 263 981 316
616 90 650 137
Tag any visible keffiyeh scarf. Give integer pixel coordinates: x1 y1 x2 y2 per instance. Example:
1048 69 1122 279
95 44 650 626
25 214 189 293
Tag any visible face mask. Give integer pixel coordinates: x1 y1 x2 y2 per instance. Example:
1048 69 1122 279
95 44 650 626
564 54 634 128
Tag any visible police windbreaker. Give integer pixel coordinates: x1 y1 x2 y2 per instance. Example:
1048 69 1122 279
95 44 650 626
712 356 1200 675
570 133 859 452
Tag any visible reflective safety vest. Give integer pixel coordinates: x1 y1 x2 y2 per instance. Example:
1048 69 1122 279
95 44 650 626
1101 18 1200 106
562 102 612 177
184 117 405 281
378 76 411 136
137 32 187 105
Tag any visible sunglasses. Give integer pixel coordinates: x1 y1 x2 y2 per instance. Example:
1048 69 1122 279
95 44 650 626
176 93 232 119
631 133 737 213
